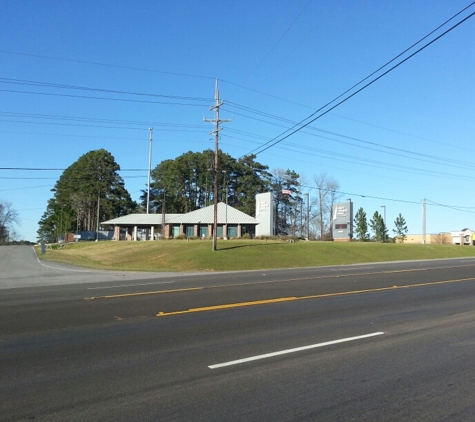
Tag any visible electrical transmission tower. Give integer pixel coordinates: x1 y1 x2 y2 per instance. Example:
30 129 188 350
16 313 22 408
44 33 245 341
204 79 231 251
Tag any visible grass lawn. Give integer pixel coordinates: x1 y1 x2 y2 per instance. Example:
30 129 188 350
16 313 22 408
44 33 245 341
35 239 475 272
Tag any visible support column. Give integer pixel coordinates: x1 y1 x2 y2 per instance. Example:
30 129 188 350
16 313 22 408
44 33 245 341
150 226 154 241
133 226 138 241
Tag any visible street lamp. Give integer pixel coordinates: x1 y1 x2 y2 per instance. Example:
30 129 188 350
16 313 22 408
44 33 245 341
381 205 386 224
381 205 386 242
347 198 352 240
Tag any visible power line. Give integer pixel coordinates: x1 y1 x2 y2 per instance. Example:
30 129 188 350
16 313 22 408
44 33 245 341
0 130 213 145
4 106 472 171
0 50 215 80
223 132 475 187
224 107 475 171
0 167 147 171
245 4 475 157
0 118 207 133
224 0 474 109
0 77 213 102
231 0 313 93
328 112 475 153
220 137 475 198
0 184 53 192
299 185 475 215
0 176 147 180
254 0 361 93
425 199 475 213
0 111 205 128
222 84 475 155
0 88 209 107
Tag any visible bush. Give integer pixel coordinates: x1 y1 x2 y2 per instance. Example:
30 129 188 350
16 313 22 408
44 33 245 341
259 236 271 241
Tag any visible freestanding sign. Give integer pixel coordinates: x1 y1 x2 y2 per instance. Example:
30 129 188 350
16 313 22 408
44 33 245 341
255 192 274 237
332 200 353 241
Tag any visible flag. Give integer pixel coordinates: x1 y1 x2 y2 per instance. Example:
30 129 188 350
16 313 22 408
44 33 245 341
282 189 291 195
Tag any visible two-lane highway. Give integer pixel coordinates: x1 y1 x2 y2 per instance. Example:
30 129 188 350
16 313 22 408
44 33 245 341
2 245 475 421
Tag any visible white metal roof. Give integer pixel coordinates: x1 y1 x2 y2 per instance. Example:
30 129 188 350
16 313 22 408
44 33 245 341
102 213 181 225
167 203 257 224
102 204 257 226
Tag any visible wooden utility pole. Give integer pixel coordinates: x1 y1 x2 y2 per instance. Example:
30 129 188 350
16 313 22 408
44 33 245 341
204 79 231 251
146 128 153 214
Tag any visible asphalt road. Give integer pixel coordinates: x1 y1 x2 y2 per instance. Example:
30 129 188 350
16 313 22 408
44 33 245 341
2 245 475 421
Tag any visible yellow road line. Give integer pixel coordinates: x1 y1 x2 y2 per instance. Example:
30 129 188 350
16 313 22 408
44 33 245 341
157 297 296 316
156 276 475 317
84 263 475 301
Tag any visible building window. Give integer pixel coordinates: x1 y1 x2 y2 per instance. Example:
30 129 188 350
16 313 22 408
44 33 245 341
185 225 194 237
199 226 208 237
227 226 238 238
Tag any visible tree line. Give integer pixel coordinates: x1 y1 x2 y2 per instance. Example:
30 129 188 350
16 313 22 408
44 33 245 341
36 147 357 242
139 150 341 239
37 149 137 242
353 208 408 242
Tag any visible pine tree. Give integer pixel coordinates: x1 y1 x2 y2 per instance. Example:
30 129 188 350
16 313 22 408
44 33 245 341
146 150 271 216
369 211 388 242
393 213 408 243
353 207 369 241
38 149 136 240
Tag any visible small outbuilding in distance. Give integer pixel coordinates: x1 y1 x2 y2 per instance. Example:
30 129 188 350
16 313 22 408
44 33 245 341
451 228 475 245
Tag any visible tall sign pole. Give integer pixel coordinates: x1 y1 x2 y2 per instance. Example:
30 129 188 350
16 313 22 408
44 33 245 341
204 79 231 251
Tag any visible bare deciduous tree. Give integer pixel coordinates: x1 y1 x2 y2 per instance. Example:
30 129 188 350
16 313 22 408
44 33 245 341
0 200 20 243
312 173 340 239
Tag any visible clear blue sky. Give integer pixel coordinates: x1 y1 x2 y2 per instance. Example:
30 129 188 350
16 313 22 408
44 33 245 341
1 0 475 242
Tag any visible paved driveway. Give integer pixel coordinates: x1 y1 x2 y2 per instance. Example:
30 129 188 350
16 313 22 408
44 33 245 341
0 245 195 289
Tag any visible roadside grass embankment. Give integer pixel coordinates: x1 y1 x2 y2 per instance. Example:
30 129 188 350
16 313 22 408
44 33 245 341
35 240 475 272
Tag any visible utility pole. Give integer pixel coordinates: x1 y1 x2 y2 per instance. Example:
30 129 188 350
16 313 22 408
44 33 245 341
161 191 165 238
306 192 310 240
204 79 231 251
146 128 153 214
422 198 426 244
300 198 303 237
